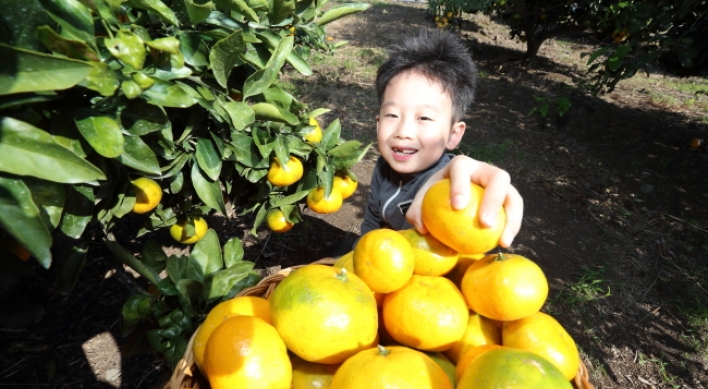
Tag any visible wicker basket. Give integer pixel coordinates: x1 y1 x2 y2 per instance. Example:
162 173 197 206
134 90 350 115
164 259 596 389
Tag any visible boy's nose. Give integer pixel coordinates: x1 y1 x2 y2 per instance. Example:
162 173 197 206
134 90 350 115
393 118 415 139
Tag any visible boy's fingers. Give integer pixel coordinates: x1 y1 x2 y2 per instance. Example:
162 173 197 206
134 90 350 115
477 169 511 228
498 185 524 248
447 157 478 210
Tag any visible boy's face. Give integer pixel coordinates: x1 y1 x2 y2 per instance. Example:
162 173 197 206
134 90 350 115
377 71 465 174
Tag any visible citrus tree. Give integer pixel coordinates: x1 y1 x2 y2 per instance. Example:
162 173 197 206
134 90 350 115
0 0 370 363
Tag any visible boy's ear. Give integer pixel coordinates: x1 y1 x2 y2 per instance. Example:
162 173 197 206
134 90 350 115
375 115 379 132
446 121 466 150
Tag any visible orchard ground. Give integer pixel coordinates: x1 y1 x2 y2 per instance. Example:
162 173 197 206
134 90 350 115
2 1 708 388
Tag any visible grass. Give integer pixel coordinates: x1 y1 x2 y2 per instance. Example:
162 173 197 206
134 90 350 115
458 139 512 164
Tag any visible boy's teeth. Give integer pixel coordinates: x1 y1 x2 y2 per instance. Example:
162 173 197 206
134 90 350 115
394 148 416 155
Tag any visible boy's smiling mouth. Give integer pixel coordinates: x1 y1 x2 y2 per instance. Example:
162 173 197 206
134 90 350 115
392 147 417 155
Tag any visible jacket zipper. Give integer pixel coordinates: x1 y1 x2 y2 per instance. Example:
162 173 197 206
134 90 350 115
381 180 402 225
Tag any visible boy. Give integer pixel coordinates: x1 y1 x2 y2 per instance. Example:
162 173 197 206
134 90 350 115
360 29 523 248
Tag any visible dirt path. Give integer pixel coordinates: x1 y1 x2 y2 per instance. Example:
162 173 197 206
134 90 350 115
2 1 707 388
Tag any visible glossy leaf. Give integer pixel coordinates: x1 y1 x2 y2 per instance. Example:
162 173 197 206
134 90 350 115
191 229 223 278
80 61 120 97
143 80 198 108
221 101 255 131
0 117 106 183
191 163 227 215
24 177 65 229
0 175 52 268
210 30 245 89
74 109 125 158
146 37 180 54
119 135 161 175
243 36 293 98
327 140 362 158
178 33 209 68
184 0 214 24
269 0 296 25
122 295 153 329
39 0 95 43
106 239 160 286
228 133 263 168
142 240 167 273
176 279 202 314
121 100 170 136
321 118 341 150
0 1 54 51
36 26 99 62
126 0 179 25
270 190 308 207
202 261 255 302
223 237 244 268
212 0 259 22
59 184 94 239
0 44 93 95
196 138 222 181
252 102 299 125
317 2 369 26
105 30 147 70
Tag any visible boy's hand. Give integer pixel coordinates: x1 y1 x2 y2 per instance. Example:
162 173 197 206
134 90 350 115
405 155 523 248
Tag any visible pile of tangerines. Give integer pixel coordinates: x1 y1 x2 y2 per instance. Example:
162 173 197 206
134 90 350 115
188 179 581 389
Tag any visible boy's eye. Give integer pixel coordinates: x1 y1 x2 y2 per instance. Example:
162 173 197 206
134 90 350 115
419 116 432 121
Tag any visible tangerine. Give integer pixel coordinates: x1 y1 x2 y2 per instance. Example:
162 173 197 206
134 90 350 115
192 296 271 372
131 177 162 214
502 311 580 380
290 353 340 389
170 217 208 244
461 253 548 321
397 228 459 276
330 345 452 389
382 275 468 351
269 265 378 364
333 174 358 199
267 209 294 233
353 229 415 293
203 316 291 389
444 312 502 364
455 344 505 382
307 186 343 214
267 156 303 187
446 253 484 288
421 179 505 254
304 117 323 143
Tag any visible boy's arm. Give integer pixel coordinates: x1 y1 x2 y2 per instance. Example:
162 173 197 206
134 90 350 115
360 161 384 236
405 155 523 248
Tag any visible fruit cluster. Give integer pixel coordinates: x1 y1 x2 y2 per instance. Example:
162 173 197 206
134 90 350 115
190 179 582 389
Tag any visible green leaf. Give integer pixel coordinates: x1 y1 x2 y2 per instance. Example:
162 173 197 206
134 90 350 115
255 31 312 76
184 0 214 24
121 100 170 136
105 30 147 70
36 26 99 62
178 32 209 68
142 80 198 108
74 109 125 158
269 0 296 24
142 240 167 273
270 190 308 207
39 0 95 43
196 138 222 181
557 97 571 116
243 36 293 98
321 118 341 150
79 61 120 97
54 241 88 295
241 43 271 70
59 184 94 239
166 254 190 284
23 177 65 229
250 202 268 234
119 135 161 175
273 135 290 170
126 0 180 25
252 102 299 125
176 279 203 315
221 101 255 131
106 239 160 286
191 163 227 215
0 44 94 95
221 271 260 301
212 0 259 22
262 86 294 110
0 2 53 51
202 261 255 302
328 140 362 158
191 229 223 278
223 237 244 267
146 37 181 54
122 295 153 329
228 133 263 168
317 2 369 26
0 175 53 268
210 30 246 89
0 117 106 183
252 127 275 158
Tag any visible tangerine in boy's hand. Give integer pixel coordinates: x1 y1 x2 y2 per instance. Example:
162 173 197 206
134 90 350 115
421 178 505 254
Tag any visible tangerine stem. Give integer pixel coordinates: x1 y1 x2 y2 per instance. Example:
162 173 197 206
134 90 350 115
377 345 390 356
335 267 348 282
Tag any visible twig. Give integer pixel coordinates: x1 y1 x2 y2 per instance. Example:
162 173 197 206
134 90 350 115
667 214 708 234
0 355 30 378
270 240 296 252
642 266 666 299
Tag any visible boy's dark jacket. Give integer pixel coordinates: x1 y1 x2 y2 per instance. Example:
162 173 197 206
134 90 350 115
361 153 454 235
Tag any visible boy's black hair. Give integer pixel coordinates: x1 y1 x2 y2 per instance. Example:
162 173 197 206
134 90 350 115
375 29 478 122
